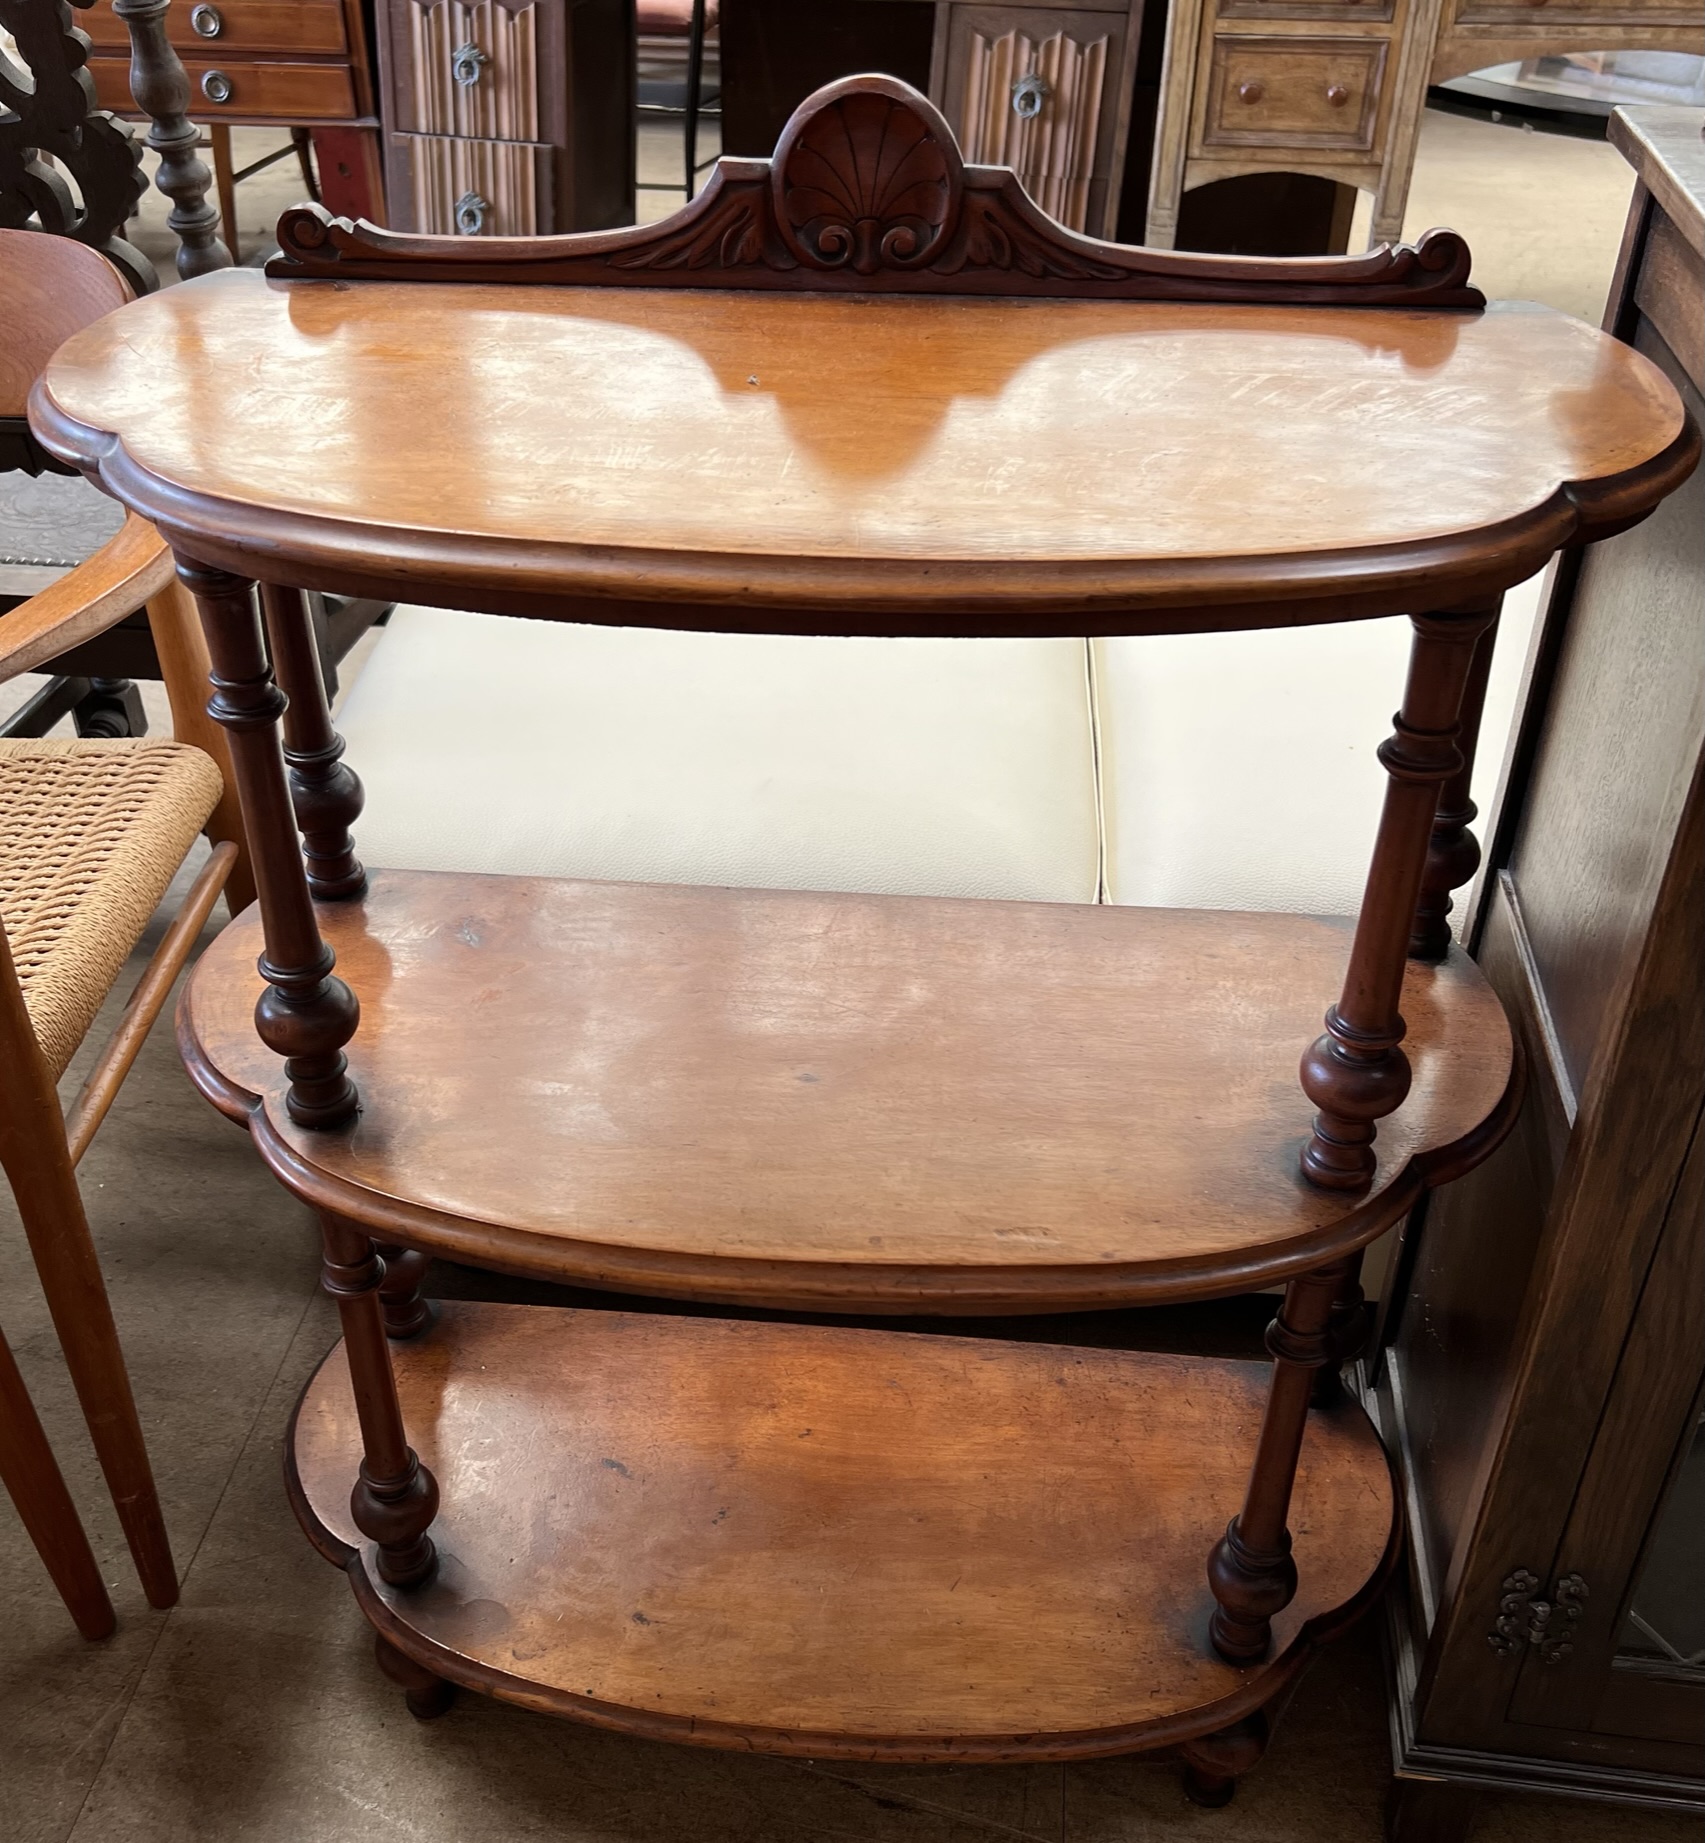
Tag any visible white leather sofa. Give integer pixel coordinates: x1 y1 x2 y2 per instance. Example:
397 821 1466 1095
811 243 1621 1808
335 574 1544 920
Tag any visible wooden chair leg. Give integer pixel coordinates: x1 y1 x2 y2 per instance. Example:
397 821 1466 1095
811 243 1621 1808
0 1324 116 1640
0 934 178 1611
319 1214 438 1586
209 121 240 263
1207 1259 1349 1660
145 577 256 913
374 1629 455 1718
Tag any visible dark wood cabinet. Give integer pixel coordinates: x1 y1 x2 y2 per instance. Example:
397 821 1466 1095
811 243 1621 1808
1374 103 1705 1841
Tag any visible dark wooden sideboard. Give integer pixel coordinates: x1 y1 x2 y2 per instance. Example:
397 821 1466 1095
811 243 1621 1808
1375 102 1705 1842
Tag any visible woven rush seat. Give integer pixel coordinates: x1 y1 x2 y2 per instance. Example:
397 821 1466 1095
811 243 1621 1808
0 739 223 1078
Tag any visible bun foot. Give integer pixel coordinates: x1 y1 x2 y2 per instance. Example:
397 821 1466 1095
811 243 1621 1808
1180 1711 1270 1808
374 1630 456 1720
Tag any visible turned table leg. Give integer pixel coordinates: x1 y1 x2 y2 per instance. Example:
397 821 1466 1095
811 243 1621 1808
1301 602 1500 1190
319 1214 438 1586
1208 1258 1349 1660
1410 613 1499 961
179 560 359 1129
1180 1710 1270 1806
1311 1247 1369 1408
259 584 367 903
376 1244 437 1341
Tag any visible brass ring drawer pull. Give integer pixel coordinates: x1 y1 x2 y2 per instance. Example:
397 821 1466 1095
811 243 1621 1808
1238 80 1264 104
451 42 489 88
201 68 233 104
189 3 223 37
1326 83 1350 107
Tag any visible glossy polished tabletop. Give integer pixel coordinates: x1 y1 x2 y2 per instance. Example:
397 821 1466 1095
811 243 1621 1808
34 270 1694 627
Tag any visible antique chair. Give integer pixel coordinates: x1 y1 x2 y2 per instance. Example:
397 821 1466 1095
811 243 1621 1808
1 0 384 732
0 224 241 1627
636 0 719 201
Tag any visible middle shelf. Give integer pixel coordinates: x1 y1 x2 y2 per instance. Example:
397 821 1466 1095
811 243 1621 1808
182 869 1515 1310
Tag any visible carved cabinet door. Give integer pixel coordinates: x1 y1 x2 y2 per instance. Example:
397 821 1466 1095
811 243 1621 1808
1499 1101 1705 1755
936 0 1145 238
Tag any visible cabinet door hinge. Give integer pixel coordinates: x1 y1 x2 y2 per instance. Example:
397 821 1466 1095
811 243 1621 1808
1487 1568 1589 1663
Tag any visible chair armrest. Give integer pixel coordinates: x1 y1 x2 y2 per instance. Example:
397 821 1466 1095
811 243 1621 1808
0 512 175 686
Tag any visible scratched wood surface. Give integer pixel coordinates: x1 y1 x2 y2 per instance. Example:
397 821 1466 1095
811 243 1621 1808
291 1302 1396 1755
182 869 1514 1306
36 273 1690 627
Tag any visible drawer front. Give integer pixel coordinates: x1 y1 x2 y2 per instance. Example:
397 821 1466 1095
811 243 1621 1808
404 0 543 140
82 0 349 57
949 7 1126 233
1198 36 1387 151
403 132 550 234
90 55 357 121
1451 0 1698 21
1217 0 1394 21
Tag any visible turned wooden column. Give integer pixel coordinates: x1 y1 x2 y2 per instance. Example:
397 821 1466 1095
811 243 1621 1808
111 0 230 280
1309 1246 1368 1408
1410 612 1500 961
319 1215 439 1586
1207 1257 1350 1661
259 584 367 902
179 560 359 1128
1300 603 1500 1190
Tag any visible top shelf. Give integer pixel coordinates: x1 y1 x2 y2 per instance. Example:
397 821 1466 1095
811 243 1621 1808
182 871 1515 1312
35 274 1690 632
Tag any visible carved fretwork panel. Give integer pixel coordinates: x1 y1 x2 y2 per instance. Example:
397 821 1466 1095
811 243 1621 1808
959 29 1109 234
408 0 541 142
0 0 152 292
272 74 1483 310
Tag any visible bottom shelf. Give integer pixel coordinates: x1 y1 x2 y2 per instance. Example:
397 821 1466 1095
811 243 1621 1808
290 1303 1397 1762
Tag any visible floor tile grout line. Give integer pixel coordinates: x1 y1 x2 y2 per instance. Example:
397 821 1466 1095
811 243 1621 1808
59 1281 322 1843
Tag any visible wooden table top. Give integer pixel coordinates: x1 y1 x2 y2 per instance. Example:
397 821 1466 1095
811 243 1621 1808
182 872 1515 1307
34 271 1694 632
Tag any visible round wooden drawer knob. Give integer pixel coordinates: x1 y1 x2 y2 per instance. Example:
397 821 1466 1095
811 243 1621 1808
1238 80 1264 104
201 69 234 104
1326 83 1350 107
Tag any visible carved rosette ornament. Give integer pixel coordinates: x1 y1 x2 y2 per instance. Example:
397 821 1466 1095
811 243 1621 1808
269 75 1484 311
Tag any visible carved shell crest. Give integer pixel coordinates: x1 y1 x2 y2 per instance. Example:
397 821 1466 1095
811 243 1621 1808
771 82 962 273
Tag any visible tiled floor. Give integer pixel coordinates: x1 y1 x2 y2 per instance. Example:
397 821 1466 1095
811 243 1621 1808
0 102 1690 1843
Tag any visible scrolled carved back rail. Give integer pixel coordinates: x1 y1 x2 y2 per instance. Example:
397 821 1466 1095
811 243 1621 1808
268 74 1485 309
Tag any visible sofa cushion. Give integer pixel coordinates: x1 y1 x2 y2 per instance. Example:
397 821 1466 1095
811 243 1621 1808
1092 572 1545 913
335 607 1101 903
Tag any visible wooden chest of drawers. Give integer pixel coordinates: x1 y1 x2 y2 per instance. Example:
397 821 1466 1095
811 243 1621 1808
377 0 634 235
1148 0 1703 250
82 0 373 124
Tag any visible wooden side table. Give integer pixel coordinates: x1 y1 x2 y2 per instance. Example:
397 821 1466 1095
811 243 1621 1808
1146 0 1705 249
31 77 1695 1799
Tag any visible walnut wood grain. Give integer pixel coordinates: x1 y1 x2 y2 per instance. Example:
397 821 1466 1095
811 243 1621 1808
31 280 1694 632
180 870 1517 1309
288 1301 1398 1758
